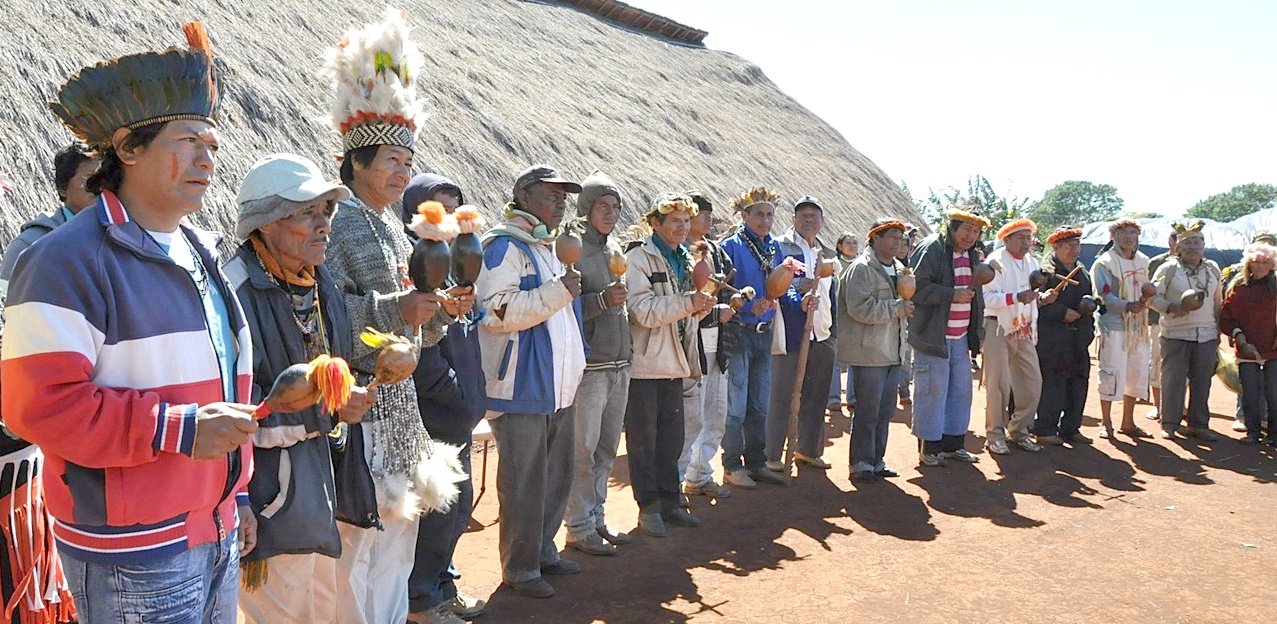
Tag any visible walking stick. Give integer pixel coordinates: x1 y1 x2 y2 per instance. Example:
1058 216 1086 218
783 252 823 485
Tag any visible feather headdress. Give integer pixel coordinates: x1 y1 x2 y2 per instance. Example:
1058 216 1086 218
48 22 219 149
1171 219 1206 240
322 8 425 153
731 186 781 214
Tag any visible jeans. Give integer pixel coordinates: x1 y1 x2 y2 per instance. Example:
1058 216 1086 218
850 365 900 472
408 442 474 611
1238 361 1277 439
829 364 856 406
765 339 836 460
1158 338 1217 431
563 367 629 542
684 347 729 487
722 328 773 472
66 531 239 624
910 335 973 443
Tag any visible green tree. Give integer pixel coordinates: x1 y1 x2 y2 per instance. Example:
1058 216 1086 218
1185 183 1277 222
907 175 1030 233
1121 211 1163 220
1025 181 1124 233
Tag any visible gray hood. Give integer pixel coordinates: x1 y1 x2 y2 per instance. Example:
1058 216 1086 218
576 170 622 218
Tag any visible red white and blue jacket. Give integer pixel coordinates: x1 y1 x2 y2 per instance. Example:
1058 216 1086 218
0 191 254 564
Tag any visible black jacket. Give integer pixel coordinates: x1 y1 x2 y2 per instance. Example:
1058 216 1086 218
907 231 985 358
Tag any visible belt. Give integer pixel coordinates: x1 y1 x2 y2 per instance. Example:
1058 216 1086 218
735 319 771 334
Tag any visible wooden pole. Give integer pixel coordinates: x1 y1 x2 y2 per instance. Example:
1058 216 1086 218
783 251 821 485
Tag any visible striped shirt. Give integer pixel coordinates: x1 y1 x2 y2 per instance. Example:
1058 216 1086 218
947 253 972 339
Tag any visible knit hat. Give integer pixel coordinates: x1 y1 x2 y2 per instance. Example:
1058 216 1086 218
577 170 622 217
323 9 425 154
235 154 349 239
49 23 219 150
996 218 1037 241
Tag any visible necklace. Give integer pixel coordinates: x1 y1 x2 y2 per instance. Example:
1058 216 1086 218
739 226 775 274
254 249 329 358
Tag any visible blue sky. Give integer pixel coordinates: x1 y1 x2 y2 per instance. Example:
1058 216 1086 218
634 0 1277 217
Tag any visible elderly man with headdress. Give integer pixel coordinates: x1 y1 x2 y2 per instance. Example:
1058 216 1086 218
1220 242 1277 445
560 170 633 558
907 202 988 467
1091 218 1152 439
981 218 1056 455
475 165 586 598
1032 226 1096 446
1148 221 1223 441
320 11 467 623
839 219 912 482
224 154 378 623
2 24 257 622
624 194 716 536
764 195 837 471
718 188 785 488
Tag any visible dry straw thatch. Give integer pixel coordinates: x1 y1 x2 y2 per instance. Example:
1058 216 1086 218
0 0 919 251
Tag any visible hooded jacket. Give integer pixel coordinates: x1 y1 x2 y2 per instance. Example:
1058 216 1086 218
401 172 465 229
0 207 70 296
574 170 631 367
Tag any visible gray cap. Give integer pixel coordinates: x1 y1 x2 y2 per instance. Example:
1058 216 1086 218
793 195 822 211
513 164 582 197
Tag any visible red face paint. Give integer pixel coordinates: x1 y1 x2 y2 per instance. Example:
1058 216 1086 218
171 152 179 180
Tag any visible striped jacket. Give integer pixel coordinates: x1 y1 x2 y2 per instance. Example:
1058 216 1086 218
0 191 253 564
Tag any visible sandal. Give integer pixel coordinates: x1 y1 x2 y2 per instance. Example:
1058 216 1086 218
1119 427 1151 439
1097 427 1115 439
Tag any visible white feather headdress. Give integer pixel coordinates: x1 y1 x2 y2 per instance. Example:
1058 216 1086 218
321 8 425 153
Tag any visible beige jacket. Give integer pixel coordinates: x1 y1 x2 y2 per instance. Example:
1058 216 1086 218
625 237 703 380
837 252 909 367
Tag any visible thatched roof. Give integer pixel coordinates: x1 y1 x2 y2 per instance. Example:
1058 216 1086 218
0 0 919 251
561 0 707 45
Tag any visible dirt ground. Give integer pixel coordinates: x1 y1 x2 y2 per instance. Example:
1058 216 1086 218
448 369 1276 624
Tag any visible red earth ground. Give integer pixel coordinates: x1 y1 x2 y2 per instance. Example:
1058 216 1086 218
238 368 1276 623
451 370 1275 624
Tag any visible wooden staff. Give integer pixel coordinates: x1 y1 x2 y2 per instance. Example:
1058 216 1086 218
783 251 822 485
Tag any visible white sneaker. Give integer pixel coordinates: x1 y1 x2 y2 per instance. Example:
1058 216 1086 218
724 468 757 489
1144 408 1160 420
1232 420 1248 432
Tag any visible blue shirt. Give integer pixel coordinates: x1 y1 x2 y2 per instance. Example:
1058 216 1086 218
720 227 779 324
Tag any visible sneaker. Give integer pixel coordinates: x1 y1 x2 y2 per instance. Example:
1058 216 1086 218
1034 434 1064 446
918 452 947 467
567 532 616 556
1062 432 1092 445
875 466 900 477
724 468 757 489
985 440 1011 455
597 525 632 546
795 453 831 469
749 467 785 484
1012 437 1043 452
1232 419 1248 432
1145 408 1160 421
1241 435 1262 445
661 507 701 527
504 578 554 598
1159 428 1178 440
764 459 786 472
443 593 487 619
826 402 843 416
683 480 732 498
540 559 580 575
942 448 980 463
639 512 666 537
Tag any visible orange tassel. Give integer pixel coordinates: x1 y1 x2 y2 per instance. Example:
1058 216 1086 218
417 200 446 225
182 22 213 58
306 354 354 413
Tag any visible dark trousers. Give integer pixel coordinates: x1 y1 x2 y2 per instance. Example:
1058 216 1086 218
1159 338 1218 431
765 338 836 461
850 365 900 472
408 441 473 611
1035 373 1089 437
625 378 684 512
1239 361 1277 440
